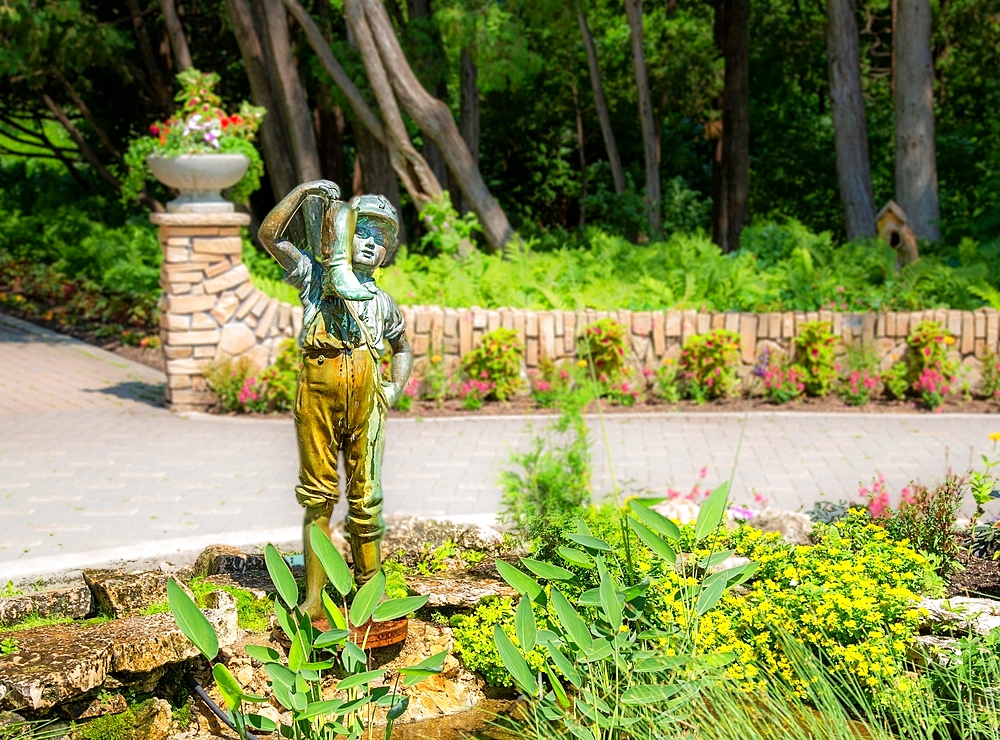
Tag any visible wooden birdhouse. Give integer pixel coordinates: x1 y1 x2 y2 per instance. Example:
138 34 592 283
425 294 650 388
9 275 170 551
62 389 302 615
876 200 920 269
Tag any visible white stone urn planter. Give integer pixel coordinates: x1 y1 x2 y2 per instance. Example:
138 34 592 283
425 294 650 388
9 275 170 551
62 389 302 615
147 153 249 213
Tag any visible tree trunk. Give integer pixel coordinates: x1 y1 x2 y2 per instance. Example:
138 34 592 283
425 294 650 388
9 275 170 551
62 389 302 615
160 0 193 71
358 0 517 253
711 126 727 249
283 0 387 142
125 0 174 115
623 0 661 236
406 0 450 194
578 6 624 195
570 76 587 228
316 102 346 187
253 0 322 184
225 0 298 199
827 0 877 239
354 122 407 248
458 46 479 214
894 0 940 240
722 0 749 252
343 0 444 209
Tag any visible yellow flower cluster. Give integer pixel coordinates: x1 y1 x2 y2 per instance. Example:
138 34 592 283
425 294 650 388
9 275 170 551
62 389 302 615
682 512 927 703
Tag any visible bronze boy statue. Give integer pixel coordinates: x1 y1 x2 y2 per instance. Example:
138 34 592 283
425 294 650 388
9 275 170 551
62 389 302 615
259 180 412 618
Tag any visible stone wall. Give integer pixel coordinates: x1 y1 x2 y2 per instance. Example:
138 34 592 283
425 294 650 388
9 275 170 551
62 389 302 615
398 305 999 379
152 212 301 412
152 212 999 410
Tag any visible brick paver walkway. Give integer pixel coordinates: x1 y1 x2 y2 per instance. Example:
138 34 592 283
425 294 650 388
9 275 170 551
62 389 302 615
3 312 999 583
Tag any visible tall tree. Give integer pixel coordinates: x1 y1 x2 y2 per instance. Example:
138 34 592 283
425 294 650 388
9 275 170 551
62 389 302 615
408 0 451 188
827 0 877 239
224 0 298 199
253 0 322 184
721 0 749 252
623 0 661 235
160 0 193 72
578 4 624 195
358 0 517 252
894 0 940 240
458 46 479 213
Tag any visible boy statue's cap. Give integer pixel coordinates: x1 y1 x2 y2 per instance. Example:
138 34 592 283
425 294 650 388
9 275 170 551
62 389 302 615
351 194 398 232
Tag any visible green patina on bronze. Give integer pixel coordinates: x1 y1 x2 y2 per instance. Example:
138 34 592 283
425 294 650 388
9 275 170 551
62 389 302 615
258 180 413 619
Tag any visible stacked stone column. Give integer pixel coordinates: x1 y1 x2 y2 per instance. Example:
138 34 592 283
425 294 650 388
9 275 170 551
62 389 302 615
151 212 302 413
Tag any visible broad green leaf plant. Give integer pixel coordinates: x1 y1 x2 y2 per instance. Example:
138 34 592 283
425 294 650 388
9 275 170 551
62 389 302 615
167 525 444 740
492 484 758 740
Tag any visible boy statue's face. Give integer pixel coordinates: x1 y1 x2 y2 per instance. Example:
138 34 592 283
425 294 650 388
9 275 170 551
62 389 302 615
351 217 391 270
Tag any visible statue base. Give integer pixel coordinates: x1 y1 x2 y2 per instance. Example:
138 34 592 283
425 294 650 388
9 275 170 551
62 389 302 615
312 615 409 649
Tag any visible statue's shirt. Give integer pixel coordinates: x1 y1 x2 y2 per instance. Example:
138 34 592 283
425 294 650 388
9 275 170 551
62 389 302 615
285 252 405 356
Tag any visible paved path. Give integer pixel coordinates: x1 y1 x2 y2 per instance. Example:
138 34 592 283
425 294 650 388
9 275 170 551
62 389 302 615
3 312 999 583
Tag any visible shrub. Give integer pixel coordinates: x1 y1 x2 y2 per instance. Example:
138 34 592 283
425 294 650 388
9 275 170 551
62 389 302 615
982 351 1000 402
760 363 805 404
394 377 418 412
528 356 572 407
888 320 958 408
420 352 452 403
881 476 964 574
203 355 260 413
841 368 880 406
651 358 682 403
498 390 591 555
253 338 299 411
461 328 523 401
576 318 628 381
884 361 910 400
680 329 741 402
794 321 838 396
459 379 493 410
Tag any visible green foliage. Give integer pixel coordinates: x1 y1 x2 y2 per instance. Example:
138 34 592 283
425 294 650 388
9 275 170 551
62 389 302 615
381 221 1000 313
759 362 805 404
652 358 682 403
0 582 23 598
883 361 910 400
981 351 1000 402
450 596 547 687
576 319 627 381
75 703 138 740
202 339 300 414
188 579 272 633
417 192 482 256
121 69 265 205
499 390 592 556
680 329 741 402
460 328 523 401
0 637 18 656
793 321 838 396
167 527 438 740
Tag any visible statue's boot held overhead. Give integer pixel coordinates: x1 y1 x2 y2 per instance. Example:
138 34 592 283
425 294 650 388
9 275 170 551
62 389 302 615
322 202 372 302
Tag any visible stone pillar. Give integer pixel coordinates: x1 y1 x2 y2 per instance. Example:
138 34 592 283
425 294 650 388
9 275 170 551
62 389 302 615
151 212 302 413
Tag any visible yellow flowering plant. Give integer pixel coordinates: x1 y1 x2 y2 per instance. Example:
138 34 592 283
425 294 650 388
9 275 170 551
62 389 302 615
694 511 931 705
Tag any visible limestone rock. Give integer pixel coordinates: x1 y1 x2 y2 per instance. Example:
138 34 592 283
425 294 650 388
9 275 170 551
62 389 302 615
218 322 255 357
0 585 94 628
59 692 128 721
747 507 814 545
382 517 504 564
193 544 251 578
405 574 517 609
918 596 1000 636
368 620 492 725
134 697 173 740
0 594 239 710
83 569 170 619
909 635 961 669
